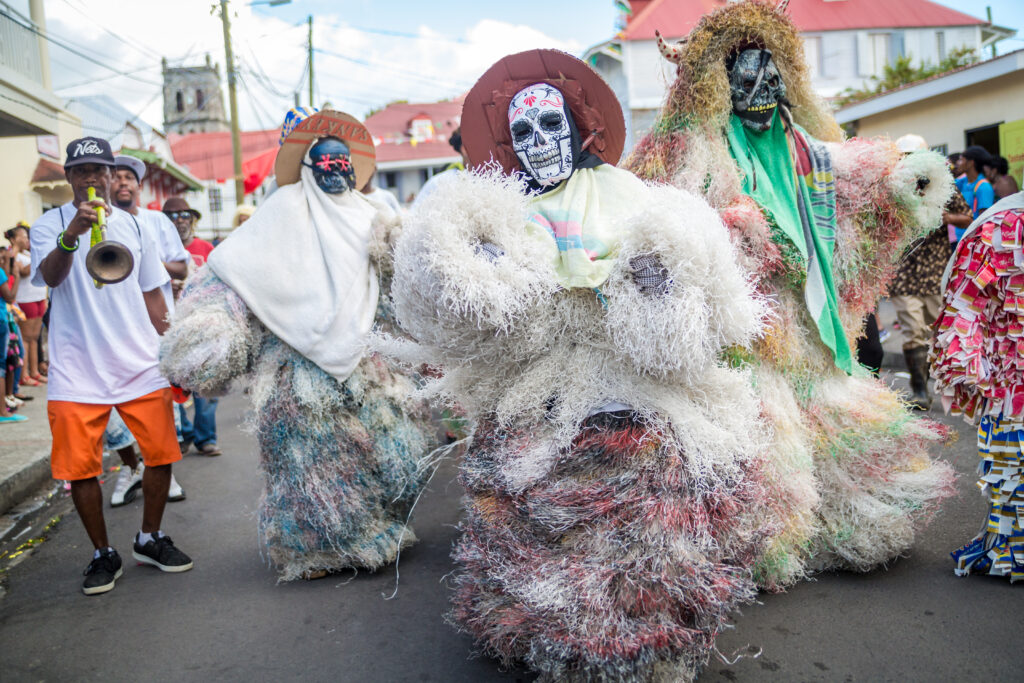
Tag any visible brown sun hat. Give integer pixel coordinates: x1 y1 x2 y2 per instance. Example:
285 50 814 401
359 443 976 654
162 196 201 220
461 49 626 176
275 109 376 189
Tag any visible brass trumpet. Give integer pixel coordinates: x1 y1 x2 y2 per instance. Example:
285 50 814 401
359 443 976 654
85 187 134 287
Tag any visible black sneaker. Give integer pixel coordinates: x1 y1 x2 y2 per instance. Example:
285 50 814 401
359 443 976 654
82 548 123 595
132 534 194 572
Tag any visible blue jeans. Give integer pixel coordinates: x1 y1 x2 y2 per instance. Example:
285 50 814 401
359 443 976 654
178 395 219 447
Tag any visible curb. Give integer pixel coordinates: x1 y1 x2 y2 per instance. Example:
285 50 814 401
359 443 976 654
0 454 52 517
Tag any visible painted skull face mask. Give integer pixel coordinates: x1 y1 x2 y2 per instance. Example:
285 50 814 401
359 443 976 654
729 49 786 132
508 83 574 187
304 137 356 194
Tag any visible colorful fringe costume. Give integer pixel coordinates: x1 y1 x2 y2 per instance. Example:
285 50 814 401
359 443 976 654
931 195 1024 581
161 111 430 581
626 0 956 587
387 160 770 681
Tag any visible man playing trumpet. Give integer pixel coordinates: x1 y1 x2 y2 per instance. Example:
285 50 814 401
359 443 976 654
30 137 193 595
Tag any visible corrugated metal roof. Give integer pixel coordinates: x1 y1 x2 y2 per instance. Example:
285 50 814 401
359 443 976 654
622 0 986 41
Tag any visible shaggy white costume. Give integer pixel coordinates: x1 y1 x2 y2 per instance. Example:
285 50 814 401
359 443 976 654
387 161 772 681
161 113 430 581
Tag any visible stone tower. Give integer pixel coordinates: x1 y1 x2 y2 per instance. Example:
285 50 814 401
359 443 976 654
162 54 229 135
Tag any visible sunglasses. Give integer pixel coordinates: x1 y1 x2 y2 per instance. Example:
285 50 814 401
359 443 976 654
166 211 194 221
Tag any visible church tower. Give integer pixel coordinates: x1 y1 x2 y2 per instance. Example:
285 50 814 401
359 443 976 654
162 54 229 135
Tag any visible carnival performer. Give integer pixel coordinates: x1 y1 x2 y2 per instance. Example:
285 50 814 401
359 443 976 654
160 110 431 581
626 0 956 587
931 192 1024 582
388 49 771 682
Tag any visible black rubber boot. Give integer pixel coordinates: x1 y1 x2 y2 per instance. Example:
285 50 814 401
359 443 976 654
904 346 932 411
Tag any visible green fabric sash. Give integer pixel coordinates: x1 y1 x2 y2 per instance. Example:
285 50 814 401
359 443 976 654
726 112 855 374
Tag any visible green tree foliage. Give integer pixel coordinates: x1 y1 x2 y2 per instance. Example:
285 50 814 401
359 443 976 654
836 46 979 106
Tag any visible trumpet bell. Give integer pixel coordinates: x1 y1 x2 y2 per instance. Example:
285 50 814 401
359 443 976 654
85 240 134 284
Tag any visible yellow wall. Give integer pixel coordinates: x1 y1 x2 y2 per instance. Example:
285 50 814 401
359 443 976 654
851 72 1024 155
0 113 81 232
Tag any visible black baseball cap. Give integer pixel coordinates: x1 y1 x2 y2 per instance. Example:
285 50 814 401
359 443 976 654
64 136 115 169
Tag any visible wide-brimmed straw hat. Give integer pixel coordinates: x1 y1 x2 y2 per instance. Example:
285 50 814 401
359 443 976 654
461 49 626 175
275 109 376 189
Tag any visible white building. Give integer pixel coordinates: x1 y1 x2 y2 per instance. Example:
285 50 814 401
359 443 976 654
584 0 1015 150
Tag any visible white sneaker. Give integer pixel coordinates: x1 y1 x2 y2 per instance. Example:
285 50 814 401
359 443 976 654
110 463 144 507
5 395 23 409
168 474 186 502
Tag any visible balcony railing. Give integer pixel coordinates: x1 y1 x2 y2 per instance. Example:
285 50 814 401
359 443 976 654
0 8 44 85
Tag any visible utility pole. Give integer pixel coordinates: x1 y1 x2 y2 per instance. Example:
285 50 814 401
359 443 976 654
220 0 245 207
307 15 314 107
986 6 997 59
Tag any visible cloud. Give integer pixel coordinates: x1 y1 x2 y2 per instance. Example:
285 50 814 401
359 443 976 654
43 0 579 134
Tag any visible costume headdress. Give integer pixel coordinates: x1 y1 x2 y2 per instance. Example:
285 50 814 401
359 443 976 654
656 0 841 142
275 109 376 190
461 49 626 175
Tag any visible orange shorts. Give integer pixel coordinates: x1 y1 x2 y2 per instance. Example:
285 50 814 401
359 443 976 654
48 388 182 481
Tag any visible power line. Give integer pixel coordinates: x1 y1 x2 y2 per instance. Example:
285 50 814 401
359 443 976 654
313 47 471 92
0 7 162 86
58 0 165 62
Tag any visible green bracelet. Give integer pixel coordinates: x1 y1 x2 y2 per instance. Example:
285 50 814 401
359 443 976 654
57 231 79 252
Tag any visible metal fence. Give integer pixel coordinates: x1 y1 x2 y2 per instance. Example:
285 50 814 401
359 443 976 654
0 8 43 85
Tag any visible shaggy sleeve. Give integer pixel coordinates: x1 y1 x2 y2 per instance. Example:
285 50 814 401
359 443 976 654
600 184 765 382
829 140 953 321
390 168 558 364
159 266 261 397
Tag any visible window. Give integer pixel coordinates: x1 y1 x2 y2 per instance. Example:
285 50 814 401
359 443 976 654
804 37 822 78
209 187 222 212
409 118 434 142
383 172 397 188
930 143 948 156
196 89 204 110
936 31 946 61
175 90 184 113
868 33 890 76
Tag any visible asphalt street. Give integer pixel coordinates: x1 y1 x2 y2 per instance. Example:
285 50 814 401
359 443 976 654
0 375 1021 682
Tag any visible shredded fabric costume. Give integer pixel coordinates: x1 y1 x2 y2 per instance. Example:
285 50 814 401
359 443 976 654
626 0 955 588
161 140 430 581
931 195 1024 581
386 161 769 681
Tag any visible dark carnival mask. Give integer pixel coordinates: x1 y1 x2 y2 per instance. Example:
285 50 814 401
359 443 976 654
508 83 574 187
729 49 786 132
304 137 356 194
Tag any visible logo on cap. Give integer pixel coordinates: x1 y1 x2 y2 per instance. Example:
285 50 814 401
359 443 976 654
73 139 103 157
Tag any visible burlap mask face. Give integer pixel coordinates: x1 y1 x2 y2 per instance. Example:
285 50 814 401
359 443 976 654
729 49 786 132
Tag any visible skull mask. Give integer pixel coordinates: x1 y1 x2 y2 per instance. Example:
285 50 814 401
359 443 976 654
305 137 356 194
508 83 574 187
729 49 786 132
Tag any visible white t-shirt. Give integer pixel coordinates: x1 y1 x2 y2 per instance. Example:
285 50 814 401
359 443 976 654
136 208 188 310
31 202 171 404
14 251 47 303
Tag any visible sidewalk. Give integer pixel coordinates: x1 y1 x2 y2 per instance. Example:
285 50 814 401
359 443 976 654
0 380 52 516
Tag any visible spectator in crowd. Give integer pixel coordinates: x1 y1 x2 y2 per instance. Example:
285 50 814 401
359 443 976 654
106 155 189 506
30 136 192 594
956 146 996 225
889 134 960 409
6 224 46 388
0 237 24 423
162 196 221 457
231 204 255 230
984 154 1020 200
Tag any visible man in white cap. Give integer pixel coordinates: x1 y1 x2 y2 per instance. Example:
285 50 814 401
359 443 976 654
104 154 190 506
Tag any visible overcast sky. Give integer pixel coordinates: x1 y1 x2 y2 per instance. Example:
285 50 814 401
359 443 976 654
30 0 1024 133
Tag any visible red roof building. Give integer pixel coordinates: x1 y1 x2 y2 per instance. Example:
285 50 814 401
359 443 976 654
585 0 1016 151
363 98 463 203
169 129 279 182
620 0 986 41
